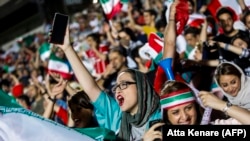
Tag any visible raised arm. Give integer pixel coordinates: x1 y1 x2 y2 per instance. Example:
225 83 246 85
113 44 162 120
237 0 248 13
163 1 178 59
53 25 102 102
216 41 249 56
127 3 142 32
199 17 208 43
199 91 250 124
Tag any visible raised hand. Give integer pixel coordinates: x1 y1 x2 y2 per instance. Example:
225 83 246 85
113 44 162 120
45 73 67 99
199 91 224 111
142 122 164 141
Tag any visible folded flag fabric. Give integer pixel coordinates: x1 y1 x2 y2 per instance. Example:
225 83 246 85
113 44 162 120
0 90 94 141
100 0 128 20
139 33 163 62
0 90 116 141
165 0 189 35
75 127 116 140
48 52 73 80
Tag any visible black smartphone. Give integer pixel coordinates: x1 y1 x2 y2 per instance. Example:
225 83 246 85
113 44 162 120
149 119 163 141
49 13 69 45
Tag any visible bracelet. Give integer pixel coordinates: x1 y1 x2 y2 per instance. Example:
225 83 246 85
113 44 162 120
224 44 230 50
222 102 232 115
48 96 56 103
169 19 175 21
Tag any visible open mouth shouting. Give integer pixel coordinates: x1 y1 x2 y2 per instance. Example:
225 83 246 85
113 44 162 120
116 95 124 106
73 118 81 127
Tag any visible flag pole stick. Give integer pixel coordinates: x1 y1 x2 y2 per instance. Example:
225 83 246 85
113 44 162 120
108 20 117 34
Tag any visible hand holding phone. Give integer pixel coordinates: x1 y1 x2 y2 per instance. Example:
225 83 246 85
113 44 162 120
49 13 69 45
149 119 164 141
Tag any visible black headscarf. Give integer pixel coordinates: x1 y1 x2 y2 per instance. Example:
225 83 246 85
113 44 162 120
117 69 160 141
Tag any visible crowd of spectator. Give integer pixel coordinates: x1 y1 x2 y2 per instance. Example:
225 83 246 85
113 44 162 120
1 0 250 140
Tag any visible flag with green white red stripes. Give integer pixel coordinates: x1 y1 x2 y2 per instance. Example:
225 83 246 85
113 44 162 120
100 0 128 20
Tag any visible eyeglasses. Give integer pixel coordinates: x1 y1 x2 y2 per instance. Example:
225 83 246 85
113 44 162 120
112 81 136 93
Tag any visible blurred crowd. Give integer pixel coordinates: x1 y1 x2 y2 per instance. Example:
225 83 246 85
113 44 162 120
1 0 250 140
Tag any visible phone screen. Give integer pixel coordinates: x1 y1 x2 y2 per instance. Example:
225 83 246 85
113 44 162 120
49 13 69 45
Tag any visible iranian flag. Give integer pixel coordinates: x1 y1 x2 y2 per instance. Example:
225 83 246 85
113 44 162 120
100 0 128 20
0 89 95 141
0 90 117 140
47 53 73 80
39 42 51 62
207 0 242 21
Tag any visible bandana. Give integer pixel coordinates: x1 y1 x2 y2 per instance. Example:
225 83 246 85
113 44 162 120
160 88 195 110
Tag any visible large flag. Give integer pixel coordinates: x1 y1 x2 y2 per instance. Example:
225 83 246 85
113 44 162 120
47 52 73 80
0 90 116 141
0 90 94 141
100 0 128 20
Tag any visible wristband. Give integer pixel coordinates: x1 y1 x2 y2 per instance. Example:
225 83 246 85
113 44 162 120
224 44 230 50
222 102 232 115
48 96 56 103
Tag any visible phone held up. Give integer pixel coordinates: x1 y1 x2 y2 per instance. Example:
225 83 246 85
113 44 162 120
49 13 69 45
149 119 164 141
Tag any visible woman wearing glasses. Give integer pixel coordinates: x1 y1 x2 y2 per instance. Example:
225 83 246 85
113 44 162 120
52 25 161 140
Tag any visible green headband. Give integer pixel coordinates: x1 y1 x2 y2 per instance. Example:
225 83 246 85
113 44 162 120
160 88 196 110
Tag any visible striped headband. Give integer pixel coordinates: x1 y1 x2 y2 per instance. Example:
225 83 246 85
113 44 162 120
160 88 196 110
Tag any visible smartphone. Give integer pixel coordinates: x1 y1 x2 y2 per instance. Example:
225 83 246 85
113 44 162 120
149 119 163 141
49 13 69 45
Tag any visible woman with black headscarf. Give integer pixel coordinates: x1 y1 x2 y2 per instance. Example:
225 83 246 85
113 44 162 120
53 21 161 141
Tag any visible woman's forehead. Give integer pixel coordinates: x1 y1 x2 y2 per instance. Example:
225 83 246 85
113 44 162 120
117 72 133 81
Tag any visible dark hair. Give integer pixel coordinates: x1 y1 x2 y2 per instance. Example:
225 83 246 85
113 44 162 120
155 20 166 31
109 47 128 66
86 33 100 45
109 46 127 57
215 63 241 86
216 7 234 21
130 45 142 62
187 0 195 7
184 26 201 37
17 95 31 107
160 81 202 125
118 27 137 41
0 79 10 87
144 9 157 19
231 32 250 45
241 10 250 25
68 91 93 110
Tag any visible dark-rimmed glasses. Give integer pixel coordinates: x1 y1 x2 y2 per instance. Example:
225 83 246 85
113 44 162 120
112 81 136 93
